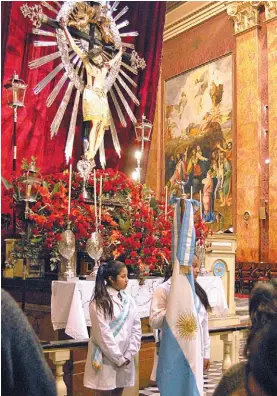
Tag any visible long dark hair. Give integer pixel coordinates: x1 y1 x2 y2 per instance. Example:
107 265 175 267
195 281 212 312
163 264 211 312
245 318 277 396
244 283 277 357
93 260 126 319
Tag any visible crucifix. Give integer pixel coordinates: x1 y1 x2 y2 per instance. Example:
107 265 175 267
21 1 145 167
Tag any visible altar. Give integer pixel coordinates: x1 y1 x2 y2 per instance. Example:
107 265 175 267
51 276 228 339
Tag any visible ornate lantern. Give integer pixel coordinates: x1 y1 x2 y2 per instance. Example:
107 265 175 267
4 72 27 109
134 114 153 153
4 72 27 175
16 161 42 218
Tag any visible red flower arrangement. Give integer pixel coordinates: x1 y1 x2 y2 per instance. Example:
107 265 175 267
3 159 211 277
4 161 173 275
108 184 173 276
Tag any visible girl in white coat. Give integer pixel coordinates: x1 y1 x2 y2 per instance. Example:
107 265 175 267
84 261 141 396
149 255 211 381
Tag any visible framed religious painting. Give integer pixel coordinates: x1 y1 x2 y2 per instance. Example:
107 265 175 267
164 53 233 232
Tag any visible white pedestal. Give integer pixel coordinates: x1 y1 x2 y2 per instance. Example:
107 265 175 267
205 234 237 315
204 234 241 362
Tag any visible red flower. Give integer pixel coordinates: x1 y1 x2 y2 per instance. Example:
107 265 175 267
143 248 151 255
130 251 137 258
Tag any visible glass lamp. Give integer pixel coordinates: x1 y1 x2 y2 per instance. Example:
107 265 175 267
4 72 27 174
134 114 153 153
17 164 41 218
4 72 27 109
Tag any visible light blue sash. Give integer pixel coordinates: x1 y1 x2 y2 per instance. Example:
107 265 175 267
91 291 130 370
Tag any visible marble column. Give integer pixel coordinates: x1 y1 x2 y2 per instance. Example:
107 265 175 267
145 73 163 198
264 3 277 261
227 2 262 261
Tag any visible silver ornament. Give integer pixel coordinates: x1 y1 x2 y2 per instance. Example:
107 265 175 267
86 231 103 261
58 229 76 260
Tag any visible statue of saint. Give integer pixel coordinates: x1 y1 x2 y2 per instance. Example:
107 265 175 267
60 18 123 162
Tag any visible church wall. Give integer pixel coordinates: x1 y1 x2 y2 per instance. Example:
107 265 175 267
236 29 261 262
146 5 277 264
267 19 277 262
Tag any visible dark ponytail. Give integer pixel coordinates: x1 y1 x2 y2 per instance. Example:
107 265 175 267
93 260 126 319
163 264 173 282
195 281 212 313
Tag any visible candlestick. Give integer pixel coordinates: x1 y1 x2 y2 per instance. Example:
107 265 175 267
67 160 72 216
99 175 103 224
165 185 168 218
190 186 193 199
94 170 98 226
200 190 202 219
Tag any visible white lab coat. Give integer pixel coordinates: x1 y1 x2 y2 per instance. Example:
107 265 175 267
84 287 141 390
149 279 210 381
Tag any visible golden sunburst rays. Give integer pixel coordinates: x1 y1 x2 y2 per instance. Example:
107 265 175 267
176 312 198 340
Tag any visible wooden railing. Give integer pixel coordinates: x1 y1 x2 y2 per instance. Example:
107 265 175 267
42 324 249 396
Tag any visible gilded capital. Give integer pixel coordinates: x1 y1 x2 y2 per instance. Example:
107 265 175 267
226 1 261 34
264 1 277 21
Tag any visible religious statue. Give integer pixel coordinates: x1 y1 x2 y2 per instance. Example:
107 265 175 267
60 18 123 162
20 1 146 167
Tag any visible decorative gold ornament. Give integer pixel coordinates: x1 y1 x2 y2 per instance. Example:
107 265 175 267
176 312 198 340
226 1 261 34
131 50 147 70
264 1 277 21
20 3 44 28
67 2 96 31
179 265 191 275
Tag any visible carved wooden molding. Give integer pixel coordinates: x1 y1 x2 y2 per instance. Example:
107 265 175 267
164 2 227 42
226 1 261 34
264 1 277 22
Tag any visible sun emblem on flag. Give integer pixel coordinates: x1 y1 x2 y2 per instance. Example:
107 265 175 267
176 312 198 340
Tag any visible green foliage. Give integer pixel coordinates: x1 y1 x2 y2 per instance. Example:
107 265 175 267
21 156 40 172
119 218 131 234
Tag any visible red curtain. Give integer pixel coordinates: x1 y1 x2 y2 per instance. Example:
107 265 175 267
1 1 166 180
1 1 12 86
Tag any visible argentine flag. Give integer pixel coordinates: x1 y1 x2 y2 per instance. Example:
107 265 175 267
157 199 203 396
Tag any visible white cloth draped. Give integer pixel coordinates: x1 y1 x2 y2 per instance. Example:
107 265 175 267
51 276 227 340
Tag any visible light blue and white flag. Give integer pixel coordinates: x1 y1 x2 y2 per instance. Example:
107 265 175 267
157 199 203 396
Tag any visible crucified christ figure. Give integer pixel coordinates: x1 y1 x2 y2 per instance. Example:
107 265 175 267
60 18 123 162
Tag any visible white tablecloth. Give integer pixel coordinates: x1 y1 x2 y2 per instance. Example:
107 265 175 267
51 278 163 339
197 275 228 316
51 276 228 339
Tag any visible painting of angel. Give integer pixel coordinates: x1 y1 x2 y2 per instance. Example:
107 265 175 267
165 54 233 231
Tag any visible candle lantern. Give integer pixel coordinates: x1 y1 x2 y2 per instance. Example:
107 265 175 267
134 114 153 153
16 161 42 218
4 72 27 109
4 72 28 233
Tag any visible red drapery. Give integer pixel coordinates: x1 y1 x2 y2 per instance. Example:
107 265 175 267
1 1 166 180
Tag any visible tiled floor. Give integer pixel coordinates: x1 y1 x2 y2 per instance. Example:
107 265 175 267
139 361 224 396
140 298 248 396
